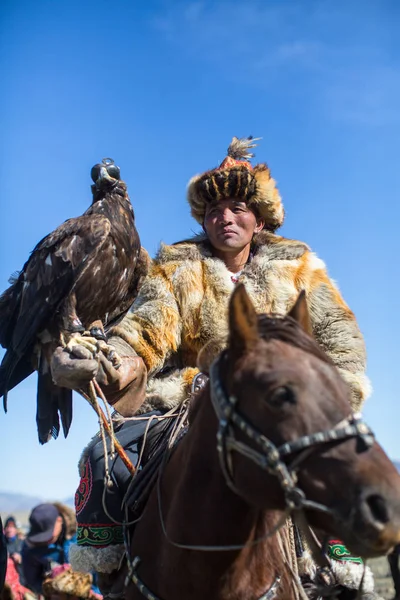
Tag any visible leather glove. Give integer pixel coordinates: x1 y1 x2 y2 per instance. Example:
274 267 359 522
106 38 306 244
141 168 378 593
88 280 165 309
51 345 147 416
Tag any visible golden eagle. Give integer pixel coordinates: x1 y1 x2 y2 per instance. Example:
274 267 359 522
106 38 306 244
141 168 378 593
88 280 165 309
0 159 148 443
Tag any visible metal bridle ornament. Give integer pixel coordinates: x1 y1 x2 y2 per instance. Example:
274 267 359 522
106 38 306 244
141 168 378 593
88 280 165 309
128 353 375 600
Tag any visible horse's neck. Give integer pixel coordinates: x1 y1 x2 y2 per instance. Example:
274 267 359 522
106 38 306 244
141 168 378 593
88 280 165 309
164 391 291 598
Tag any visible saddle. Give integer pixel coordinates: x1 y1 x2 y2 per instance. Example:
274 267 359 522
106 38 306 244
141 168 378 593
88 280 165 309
122 372 208 521
123 414 185 520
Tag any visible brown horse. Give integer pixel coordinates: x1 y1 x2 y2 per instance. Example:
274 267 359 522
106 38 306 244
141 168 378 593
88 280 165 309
125 285 400 600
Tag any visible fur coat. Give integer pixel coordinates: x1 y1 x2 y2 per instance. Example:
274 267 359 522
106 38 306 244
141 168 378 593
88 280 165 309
111 231 370 412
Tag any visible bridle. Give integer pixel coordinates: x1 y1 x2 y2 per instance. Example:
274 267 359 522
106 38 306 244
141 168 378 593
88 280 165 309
127 353 375 600
210 352 375 515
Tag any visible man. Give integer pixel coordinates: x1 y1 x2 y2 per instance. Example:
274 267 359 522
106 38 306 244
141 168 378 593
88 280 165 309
22 503 76 595
52 137 371 593
3 517 23 577
0 517 6 593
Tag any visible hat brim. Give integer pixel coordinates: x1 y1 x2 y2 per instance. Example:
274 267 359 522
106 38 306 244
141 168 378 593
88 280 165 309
27 528 55 544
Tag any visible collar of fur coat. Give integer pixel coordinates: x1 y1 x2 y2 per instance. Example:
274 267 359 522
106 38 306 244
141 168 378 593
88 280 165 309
156 231 310 265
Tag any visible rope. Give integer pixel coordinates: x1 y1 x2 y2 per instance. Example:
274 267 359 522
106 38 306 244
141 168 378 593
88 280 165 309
96 379 116 461
80 381 137 477
277 525 309 600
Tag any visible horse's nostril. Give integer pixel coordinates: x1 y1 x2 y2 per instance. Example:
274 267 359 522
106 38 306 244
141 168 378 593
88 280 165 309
365 494 390 525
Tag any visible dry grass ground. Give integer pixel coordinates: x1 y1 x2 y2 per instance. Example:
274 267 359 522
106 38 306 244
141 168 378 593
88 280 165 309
370 556 395 599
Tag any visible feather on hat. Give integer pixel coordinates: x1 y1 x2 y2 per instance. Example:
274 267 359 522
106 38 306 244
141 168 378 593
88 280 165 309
187 136 284 231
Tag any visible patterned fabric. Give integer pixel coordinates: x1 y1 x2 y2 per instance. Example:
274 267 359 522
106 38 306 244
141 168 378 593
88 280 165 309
77 524 124 548
74 413 166 550
75 459 93 516
327 539 363 564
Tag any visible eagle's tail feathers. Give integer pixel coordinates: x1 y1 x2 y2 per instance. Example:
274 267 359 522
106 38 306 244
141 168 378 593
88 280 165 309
37 361 73 444
0 350 35 412
59 387 73 439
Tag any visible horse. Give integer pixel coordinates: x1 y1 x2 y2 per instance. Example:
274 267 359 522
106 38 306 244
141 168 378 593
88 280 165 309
122 285 400 600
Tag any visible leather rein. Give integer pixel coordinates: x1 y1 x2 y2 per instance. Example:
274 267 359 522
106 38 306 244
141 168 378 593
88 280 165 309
127 352 375 600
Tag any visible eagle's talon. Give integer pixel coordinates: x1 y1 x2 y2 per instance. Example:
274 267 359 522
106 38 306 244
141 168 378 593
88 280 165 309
65 333 99 358
89 326 108 342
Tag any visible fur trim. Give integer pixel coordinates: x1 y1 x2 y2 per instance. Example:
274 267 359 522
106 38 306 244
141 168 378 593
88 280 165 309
52 502 77 538
187 163 284 232
78 431 101 477
42 566 92 598
137 366 198 414
197 338 226 373
298 550 374 593
112 232 369 412
297 549 318 580
69 543 125 574
330 560 374 593
338 368 373 411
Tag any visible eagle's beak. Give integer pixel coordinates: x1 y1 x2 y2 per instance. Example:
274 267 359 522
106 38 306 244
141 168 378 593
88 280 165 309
96 166 115 188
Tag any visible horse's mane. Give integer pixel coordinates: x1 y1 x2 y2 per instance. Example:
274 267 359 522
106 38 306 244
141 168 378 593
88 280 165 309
257 313 333 366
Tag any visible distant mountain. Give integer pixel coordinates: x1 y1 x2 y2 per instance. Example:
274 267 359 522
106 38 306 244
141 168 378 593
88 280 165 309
0 491 43 513
0 491 75 515
393 460 400 472
63 496 75 508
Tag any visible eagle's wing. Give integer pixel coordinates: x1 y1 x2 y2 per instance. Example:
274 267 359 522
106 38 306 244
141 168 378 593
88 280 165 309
8 214 111 358
0 214 112 444
0 214 111 398
104 246 151 331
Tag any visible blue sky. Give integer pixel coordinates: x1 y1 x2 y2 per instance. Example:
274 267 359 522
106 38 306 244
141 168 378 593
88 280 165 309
0 0 399 500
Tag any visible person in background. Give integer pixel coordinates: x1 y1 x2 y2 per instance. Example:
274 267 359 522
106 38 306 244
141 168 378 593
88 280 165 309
22 503 100 599
3 517 23 577
0 517 6 593
22 503 76 596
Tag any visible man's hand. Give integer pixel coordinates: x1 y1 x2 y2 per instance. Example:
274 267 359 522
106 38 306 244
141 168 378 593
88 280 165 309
11 552 22 565
51 346 99 390
51 344 147 416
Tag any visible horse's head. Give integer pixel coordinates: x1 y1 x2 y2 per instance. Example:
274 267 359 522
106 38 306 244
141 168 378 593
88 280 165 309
213 283 400 557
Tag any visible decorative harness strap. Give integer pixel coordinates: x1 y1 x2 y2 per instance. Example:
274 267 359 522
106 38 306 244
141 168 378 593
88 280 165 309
209 353 374 514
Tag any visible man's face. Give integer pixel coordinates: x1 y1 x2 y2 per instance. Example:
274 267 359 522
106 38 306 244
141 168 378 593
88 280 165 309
204 199 264 253
4 523 17 539
50 516 63 543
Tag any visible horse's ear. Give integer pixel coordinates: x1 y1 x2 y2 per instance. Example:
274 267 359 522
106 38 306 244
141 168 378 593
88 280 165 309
229 283 258 354
288 290 313 336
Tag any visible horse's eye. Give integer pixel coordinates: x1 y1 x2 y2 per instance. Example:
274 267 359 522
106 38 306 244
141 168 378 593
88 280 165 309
268 386 297 407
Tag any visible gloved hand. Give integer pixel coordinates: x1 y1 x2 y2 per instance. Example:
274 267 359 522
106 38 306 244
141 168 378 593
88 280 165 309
51 344 147 416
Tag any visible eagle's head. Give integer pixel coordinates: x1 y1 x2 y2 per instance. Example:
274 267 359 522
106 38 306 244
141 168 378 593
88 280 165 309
91 158 121 194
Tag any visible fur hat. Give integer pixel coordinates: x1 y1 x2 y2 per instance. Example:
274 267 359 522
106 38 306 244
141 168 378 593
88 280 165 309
187 136 284 231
